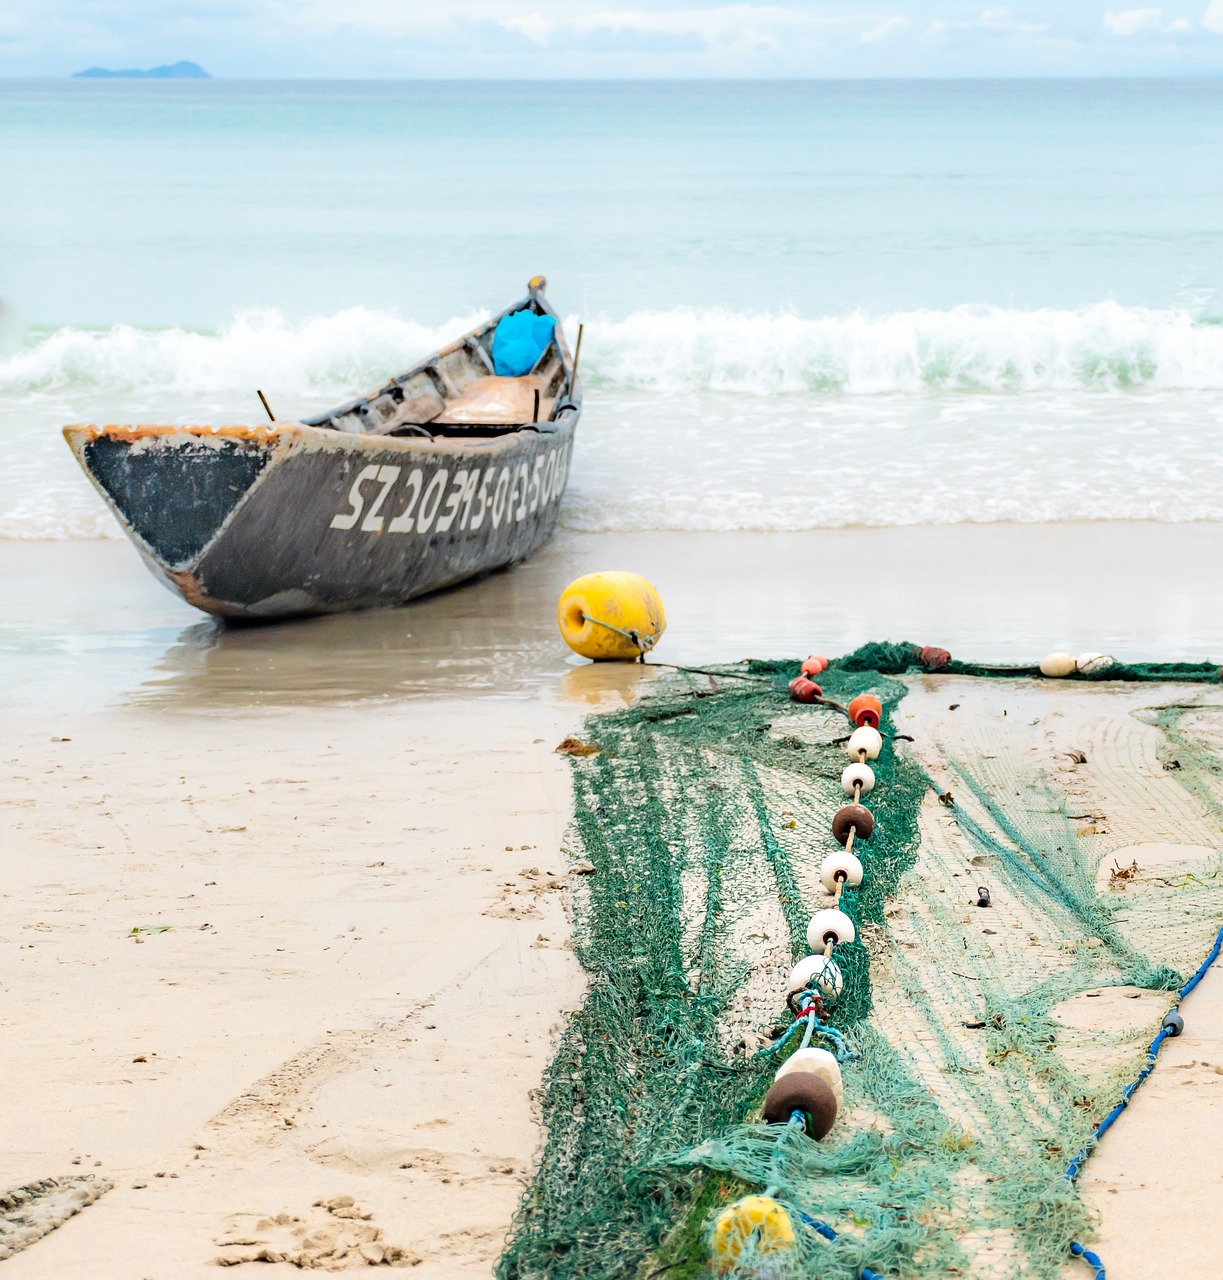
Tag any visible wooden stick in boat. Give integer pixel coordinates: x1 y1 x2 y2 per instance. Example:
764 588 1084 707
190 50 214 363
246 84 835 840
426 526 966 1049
533 389 540 424
569 323 584 395
256 390 276 423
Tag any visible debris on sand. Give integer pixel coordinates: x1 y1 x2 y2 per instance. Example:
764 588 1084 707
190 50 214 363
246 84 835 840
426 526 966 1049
0 1175 111 1260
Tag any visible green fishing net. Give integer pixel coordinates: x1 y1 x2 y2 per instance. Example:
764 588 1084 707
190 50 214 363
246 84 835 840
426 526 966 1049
496 644 1223 1280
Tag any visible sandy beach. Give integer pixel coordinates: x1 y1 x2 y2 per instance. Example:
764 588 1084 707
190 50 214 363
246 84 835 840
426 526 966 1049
1 522 1221 1277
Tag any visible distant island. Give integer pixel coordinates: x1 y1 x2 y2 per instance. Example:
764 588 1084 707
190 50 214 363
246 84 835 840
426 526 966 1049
73 61 209 79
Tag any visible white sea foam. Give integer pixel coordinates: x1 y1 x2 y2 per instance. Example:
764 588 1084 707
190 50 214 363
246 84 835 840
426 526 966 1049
2 302 1222 398
586 302 1223 394
5 304 1223 540
0 308 487 400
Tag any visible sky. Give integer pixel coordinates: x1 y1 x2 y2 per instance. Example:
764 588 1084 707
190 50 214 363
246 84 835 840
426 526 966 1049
4 0 1223 78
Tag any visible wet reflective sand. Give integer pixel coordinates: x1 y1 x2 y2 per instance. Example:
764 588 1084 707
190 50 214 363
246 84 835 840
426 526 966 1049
5 521 1223 715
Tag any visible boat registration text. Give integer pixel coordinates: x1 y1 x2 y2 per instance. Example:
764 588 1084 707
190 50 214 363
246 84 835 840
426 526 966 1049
330 443 572 537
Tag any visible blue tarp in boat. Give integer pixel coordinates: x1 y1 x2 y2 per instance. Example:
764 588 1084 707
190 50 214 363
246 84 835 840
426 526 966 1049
492 310 557 377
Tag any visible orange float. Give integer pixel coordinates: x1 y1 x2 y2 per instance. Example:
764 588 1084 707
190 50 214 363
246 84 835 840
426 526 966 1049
847 693 882 728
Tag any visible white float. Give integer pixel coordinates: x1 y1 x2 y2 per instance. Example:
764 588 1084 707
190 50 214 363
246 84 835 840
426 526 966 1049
840 762 875 796
1039 652 1077 678
785 954 844 1002
806 908 856 949
846 726 883 760
819 850 864 894
1077 652 1115 675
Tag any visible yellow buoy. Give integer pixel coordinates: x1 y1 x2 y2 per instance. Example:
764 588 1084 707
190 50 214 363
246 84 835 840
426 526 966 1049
710 1195 795 1272
557 571 666 661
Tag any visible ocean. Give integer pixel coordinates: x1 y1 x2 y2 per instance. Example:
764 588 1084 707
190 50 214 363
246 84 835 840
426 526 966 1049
3 77 1223 540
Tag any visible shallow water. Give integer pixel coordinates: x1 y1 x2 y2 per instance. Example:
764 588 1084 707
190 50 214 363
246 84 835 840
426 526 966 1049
6 525 1222 715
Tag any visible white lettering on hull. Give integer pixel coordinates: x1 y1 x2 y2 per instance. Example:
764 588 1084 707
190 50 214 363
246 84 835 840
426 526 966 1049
330 442 572 537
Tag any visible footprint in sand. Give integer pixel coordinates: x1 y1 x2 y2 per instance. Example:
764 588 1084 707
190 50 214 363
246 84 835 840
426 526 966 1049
214 1196 420 1269
482 866 568 920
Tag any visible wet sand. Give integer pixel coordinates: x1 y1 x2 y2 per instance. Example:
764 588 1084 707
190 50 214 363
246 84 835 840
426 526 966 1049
2 522 1222 1277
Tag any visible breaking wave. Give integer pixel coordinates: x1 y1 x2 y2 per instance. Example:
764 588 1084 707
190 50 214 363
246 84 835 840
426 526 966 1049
5 302 1223 541
0 309 488 399
2 301 1223 398
587 302 1223 394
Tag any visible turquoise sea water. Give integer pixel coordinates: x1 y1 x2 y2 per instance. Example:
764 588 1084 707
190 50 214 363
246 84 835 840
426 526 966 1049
2 78 1223 536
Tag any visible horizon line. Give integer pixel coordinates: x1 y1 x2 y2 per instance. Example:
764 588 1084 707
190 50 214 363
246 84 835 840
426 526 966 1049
7 71 1223 83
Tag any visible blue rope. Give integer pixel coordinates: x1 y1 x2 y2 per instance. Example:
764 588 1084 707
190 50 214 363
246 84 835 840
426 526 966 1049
1064 923 1223 1277
1065 924 1223 1182
1177 921 1223 999
1069 1241 1106 1280
757 1014 851 1059
1064 1027 1172 1180
761 1111 806 1198
794 1212 884 1279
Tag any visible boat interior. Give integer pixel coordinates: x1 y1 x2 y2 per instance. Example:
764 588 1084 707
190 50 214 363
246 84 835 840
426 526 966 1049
304 294 576 440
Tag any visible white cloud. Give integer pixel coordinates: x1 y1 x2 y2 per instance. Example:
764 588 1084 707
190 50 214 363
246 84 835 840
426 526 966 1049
922 8 1049 38
290 3 829 51
1204 0 1223 32
503 13 555 44
505 6 810 46
1103 7 1200 35
860 15 907 43
977 8 1049 34
1103 7 1165 35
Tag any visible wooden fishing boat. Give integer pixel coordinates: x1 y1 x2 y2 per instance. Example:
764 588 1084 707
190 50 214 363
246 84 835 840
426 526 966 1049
64 277 580 620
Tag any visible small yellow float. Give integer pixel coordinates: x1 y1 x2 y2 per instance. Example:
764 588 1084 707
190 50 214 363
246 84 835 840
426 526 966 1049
556 570 666 661
710 1194 796 1272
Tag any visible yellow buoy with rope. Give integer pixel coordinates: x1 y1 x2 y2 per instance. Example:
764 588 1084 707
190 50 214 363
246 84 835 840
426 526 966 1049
710 1195 796 1272
557 571 666 661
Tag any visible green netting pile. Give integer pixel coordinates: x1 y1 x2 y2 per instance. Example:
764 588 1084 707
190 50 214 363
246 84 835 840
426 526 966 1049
496 643 1223 1280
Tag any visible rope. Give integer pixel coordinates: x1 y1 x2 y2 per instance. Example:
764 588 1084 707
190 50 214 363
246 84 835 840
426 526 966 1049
712 674 882 1275
1064 923 1223 1276
761 1111 807 1198
1066 923 1223 1179
792 1213 886 1280
1178 921 1223 999
760 1014 851 1059
646 661 770 684
579 611 660 659
1069 1241 1106 1280
799 1010 817 1051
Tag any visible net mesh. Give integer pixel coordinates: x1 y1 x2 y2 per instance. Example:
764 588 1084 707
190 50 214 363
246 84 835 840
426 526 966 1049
496 645 1223 1280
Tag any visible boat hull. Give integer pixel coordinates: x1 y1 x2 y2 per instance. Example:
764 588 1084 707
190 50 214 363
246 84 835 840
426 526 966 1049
64 419 577 619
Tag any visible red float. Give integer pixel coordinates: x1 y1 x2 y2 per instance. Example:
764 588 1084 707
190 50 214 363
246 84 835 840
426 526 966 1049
789 676 823 703
920 645 952 671
801 654 828 677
